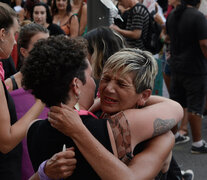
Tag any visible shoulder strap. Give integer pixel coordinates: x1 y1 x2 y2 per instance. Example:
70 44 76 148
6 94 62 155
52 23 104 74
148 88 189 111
68 13 78 25
10 75 18 90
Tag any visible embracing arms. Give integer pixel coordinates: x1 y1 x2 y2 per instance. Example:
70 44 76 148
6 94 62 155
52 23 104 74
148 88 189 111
91 95 182 147
123 95 182 147
48 105 174 180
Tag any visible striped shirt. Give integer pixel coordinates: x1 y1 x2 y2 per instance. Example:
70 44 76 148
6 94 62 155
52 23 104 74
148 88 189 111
126 3 150 49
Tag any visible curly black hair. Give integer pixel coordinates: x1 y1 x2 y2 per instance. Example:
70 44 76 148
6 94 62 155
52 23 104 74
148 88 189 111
21 35 88 107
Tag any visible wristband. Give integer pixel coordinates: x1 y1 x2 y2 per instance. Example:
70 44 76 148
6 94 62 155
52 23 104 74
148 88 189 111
38 160 52 180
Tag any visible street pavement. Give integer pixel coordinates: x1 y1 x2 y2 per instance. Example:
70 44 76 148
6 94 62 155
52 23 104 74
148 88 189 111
173 117 207 180
163 82 207 180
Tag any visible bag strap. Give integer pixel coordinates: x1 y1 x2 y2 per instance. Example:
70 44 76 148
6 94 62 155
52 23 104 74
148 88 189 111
10 75 18 90
68 13 78 26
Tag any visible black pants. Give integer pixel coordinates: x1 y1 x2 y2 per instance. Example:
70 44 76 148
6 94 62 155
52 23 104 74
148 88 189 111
155 156 182 180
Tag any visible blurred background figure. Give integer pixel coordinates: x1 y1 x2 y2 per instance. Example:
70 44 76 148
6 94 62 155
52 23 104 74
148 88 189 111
31 2 65 36
71 0 87 35
52 0 79 37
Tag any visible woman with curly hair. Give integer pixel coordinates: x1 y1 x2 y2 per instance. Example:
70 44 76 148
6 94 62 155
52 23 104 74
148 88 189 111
0 3 44 179
22 35 182 179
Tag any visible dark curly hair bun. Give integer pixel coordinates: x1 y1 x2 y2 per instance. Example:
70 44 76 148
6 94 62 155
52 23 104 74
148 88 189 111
22 35 88 107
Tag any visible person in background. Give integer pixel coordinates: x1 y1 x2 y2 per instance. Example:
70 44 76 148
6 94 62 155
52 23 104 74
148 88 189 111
32 2 65 36
198 0 207 18
110 0 150 50
166 0 207 153
4 22 49 180
0 3 44 179
83 26 127 95
52 0 79 37
71 0 87 35
18 0 40 23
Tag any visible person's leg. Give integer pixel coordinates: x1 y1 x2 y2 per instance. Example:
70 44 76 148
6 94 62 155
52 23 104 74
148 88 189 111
169 74 190 144
178 108 189 136
163 60 171 93
188 113 202 142
184 75 207 153
203 96 207 115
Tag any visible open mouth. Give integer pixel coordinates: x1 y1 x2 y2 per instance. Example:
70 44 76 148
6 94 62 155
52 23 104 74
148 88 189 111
103 96 118 104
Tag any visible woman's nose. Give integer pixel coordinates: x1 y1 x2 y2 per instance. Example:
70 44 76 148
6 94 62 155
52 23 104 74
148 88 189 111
105 81 116 93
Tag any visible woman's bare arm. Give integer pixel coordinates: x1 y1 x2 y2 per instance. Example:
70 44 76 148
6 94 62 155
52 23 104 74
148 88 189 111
123 95 182 147
0 81 45 153
49 105 174 180
79 3 87 35
70 15 79 37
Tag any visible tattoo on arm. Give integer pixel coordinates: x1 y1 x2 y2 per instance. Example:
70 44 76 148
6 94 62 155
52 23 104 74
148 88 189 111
152 118 176 137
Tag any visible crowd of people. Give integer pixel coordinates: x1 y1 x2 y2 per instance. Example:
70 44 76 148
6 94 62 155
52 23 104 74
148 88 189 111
0 0 207 180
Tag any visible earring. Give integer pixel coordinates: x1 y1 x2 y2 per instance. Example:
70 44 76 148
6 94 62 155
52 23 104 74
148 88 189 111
74 92 80 111
75 91 80 100
74 102 80 111
75 95 79 100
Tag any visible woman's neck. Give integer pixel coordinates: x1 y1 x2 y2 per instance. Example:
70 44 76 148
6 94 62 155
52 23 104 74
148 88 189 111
57 10 68 16
43 22 49 28
13 71 23 89
72 0 81 5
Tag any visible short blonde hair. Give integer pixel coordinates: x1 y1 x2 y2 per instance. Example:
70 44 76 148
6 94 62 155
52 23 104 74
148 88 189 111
103 48 158 93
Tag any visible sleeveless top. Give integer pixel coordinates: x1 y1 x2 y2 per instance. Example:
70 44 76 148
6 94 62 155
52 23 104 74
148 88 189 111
27 115 113 179
10 75 18 90
0 81 22 180
100 111 133 164
9 76 49 180
61 14 78 36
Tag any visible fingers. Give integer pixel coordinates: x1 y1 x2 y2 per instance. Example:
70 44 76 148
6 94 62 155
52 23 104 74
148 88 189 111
50 105 62 113
57 164 76 178
56 149 76 159
60 103 73 110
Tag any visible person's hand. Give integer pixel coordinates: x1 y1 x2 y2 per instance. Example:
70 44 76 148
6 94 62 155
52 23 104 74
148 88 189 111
45 147 77 179
88 98 101 112
154 13 165 27
48 104 84 137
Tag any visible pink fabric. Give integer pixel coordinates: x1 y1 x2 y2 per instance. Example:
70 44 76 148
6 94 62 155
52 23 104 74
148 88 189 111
77 110 98 119
0 62 5 81
10 88 49 180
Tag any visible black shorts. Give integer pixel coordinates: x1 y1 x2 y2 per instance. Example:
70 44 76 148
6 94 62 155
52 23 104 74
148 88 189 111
170 73 207 115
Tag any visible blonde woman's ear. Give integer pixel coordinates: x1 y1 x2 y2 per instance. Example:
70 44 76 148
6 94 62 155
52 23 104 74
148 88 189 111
137 89 152 107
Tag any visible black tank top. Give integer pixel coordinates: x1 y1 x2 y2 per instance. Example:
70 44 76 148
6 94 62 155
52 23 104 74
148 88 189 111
0 81 22 180
27 115 113 180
